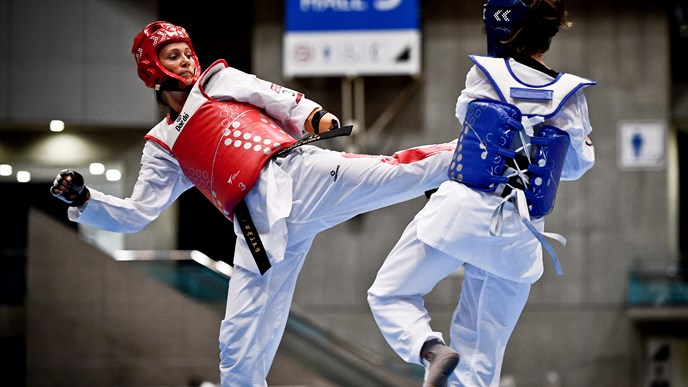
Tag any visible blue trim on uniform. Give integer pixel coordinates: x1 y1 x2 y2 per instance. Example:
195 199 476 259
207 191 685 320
525 84 594 119
505 59 563 87
468 55 597 119
470 55 507 102
550 83 597 116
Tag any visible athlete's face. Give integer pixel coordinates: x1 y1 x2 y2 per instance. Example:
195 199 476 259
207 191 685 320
158 42 196 86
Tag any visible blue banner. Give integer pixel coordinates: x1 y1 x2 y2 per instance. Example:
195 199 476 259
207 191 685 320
285 0 419 32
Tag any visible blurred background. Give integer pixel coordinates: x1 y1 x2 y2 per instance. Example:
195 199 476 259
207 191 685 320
1 0 687 386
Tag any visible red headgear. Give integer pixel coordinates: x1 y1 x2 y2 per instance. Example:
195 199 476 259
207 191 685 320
132 21 201 90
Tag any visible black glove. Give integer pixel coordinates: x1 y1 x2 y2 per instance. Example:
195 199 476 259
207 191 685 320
50 169 90 207
310 109 339 134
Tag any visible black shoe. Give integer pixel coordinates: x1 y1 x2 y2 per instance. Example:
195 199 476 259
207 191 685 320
421 342 459 387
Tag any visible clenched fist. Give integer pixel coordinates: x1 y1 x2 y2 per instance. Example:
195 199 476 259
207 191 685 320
50 169 90 207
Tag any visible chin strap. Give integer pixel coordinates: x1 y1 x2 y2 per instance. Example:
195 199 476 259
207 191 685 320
155 78 194 92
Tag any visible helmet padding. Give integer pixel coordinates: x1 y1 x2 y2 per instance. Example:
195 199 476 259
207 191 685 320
132 21 201 90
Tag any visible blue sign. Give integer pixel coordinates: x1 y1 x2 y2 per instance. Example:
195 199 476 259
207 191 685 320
283 0 422 77
617 120 666 170
285 0 419 32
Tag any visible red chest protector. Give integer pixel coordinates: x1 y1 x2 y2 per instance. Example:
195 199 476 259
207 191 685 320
145 61 297 219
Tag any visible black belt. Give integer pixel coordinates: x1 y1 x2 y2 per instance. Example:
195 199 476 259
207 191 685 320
500 154 529 198
234 199 271 275
234 125 353 275
275 125 353 156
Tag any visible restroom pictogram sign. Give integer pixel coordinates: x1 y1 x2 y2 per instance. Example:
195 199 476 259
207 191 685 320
617 120 666 170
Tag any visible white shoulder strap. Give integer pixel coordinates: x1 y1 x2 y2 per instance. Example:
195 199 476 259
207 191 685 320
469 55 596 118
145 62 229 150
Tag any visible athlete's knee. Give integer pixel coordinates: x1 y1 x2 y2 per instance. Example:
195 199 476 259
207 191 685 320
368 285 404 312
366 285 388 308
366 286 379 304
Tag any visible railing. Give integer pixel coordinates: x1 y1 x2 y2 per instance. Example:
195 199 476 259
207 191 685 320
627 261 688 307
112 250 422 386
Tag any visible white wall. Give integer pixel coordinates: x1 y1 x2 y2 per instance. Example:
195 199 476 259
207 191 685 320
0 0 158 128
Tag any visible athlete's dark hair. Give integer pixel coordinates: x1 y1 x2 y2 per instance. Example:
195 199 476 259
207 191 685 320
155 90 168 107
504 0 572 57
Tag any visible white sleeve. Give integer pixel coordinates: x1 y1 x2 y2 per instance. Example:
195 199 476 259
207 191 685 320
205 67 320 137
67 141 194 233
550 90 595 181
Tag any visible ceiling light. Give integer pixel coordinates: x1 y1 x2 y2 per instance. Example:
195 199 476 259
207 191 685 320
0 164 12 176
50 120 65 132
105 169 121 181
89 162 105 175
16 171 31 183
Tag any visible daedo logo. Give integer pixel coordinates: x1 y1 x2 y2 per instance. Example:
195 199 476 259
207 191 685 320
174 113 190 132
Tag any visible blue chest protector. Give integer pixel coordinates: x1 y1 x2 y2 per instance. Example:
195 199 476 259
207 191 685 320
448 99 571 276
448 56 595 276
448 99 570 219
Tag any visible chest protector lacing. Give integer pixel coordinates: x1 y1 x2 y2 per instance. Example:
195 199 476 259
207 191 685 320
448 99 569 275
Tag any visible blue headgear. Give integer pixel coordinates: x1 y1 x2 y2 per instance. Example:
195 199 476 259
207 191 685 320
483 0 529 57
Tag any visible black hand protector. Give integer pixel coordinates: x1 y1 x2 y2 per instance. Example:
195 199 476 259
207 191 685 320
311 109 331 134
51 169 90 207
